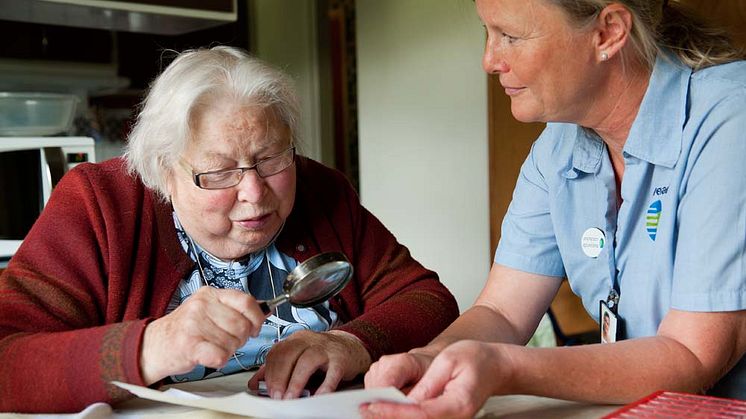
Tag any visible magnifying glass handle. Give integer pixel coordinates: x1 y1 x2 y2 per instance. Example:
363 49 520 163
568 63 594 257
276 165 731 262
259 294 290 315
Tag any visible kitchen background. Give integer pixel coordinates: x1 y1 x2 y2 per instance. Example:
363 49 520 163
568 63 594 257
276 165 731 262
0 0 489 313
2 1 743 329
0 0 361 180
0 0 275 165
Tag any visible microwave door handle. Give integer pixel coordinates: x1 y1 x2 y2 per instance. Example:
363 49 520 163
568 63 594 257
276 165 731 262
41 147 65 206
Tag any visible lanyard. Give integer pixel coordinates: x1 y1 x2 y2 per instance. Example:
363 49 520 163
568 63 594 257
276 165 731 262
605 287 620 315
600 153 621 315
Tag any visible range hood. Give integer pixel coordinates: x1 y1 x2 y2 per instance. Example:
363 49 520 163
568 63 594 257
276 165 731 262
0 0 237 35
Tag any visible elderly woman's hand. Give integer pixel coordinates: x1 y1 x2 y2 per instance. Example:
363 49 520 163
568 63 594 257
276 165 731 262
139 286 266 385
247 330 372 399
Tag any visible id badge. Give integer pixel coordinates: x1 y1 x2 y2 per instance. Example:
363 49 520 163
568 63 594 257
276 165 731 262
599 300 618 343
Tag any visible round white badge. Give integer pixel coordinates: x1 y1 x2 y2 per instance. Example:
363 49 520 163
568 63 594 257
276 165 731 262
581 227 606 258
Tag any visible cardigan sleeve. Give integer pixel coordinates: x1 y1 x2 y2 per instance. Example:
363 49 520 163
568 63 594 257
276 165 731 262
291 158 460 361
334 201 460 361
0 161 167 413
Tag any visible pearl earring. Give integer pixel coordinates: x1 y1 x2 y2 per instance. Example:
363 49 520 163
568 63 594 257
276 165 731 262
600 52 609 61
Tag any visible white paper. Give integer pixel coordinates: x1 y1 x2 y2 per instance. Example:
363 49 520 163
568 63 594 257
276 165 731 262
112 381 410 419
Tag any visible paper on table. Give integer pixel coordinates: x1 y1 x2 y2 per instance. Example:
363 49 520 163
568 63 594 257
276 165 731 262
112 381 410 419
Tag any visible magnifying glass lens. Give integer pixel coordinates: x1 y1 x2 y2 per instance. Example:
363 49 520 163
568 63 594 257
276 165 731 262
259 252 353 314
289 261 352 305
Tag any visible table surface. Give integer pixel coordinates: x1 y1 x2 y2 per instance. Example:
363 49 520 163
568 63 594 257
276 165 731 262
0 371 618 418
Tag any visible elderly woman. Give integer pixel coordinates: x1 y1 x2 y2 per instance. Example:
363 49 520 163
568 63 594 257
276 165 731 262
0 46 458 413
363 0 746 417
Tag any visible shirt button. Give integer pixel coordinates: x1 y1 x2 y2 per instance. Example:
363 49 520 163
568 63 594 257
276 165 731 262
296 244 306 252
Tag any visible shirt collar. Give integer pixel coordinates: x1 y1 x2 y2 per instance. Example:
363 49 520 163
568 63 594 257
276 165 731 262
567 126 605 177
623 54 690 168
566 53 691 177
171 211 262 270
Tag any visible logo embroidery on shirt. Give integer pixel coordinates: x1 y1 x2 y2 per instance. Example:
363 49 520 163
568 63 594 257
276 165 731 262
646 200 662 241
653 186 669 196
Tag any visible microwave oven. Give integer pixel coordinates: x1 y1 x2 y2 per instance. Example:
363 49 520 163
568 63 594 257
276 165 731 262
0 136 96 266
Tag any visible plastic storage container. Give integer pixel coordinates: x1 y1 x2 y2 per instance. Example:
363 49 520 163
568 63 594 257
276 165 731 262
0 92 78 136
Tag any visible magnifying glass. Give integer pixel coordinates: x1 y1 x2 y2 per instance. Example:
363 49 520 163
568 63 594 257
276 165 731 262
258 252 353 315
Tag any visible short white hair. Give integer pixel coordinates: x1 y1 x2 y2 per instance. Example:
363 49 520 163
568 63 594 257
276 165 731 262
124 46 300 200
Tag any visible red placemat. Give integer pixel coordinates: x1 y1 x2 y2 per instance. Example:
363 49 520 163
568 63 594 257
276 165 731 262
603 391 746 418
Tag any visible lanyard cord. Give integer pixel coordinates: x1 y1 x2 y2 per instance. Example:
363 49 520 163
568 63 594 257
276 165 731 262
266 250 282 342
187 236 284 370
188 236 209 287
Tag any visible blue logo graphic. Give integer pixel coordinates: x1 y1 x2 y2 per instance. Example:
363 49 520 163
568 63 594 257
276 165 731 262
646 200 662 241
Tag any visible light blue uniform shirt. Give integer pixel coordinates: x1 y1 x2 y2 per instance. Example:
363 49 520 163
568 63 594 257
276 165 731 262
494 54 746 399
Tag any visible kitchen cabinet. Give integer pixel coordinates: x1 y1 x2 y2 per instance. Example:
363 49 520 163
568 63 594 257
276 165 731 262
115 0 234 13
116 0 248 89
0 20 112 63
0 1 248 88
0 0 248 154
0 0 237 35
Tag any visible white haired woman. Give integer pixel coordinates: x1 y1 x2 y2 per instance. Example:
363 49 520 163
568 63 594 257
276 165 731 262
363 0 746 417
0 46 459 413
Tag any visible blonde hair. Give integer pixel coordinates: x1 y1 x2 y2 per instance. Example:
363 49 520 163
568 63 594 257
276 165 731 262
549 0 745 71
124 46 300 200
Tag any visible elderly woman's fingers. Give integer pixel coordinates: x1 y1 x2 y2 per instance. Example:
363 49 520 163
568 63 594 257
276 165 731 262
182 289 256 345
140 286 269 383
247 365 266 390
312 361 345 396
141 310 239 383
261 330 370 399
191 340 235 369
283 348 333 398
261 339 302 398
208 288 267 335
187 310 243 351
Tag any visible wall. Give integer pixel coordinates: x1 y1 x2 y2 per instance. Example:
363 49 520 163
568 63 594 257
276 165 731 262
357 0 490 311
249 0 330 165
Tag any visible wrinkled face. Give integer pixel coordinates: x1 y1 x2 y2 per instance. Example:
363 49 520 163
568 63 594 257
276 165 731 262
477 0 599 123
167 101 296 260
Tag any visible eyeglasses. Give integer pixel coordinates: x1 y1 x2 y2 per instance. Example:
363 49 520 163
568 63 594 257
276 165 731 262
181 146 295 190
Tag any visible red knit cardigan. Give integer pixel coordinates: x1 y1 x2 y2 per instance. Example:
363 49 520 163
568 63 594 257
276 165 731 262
0 156 458 413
